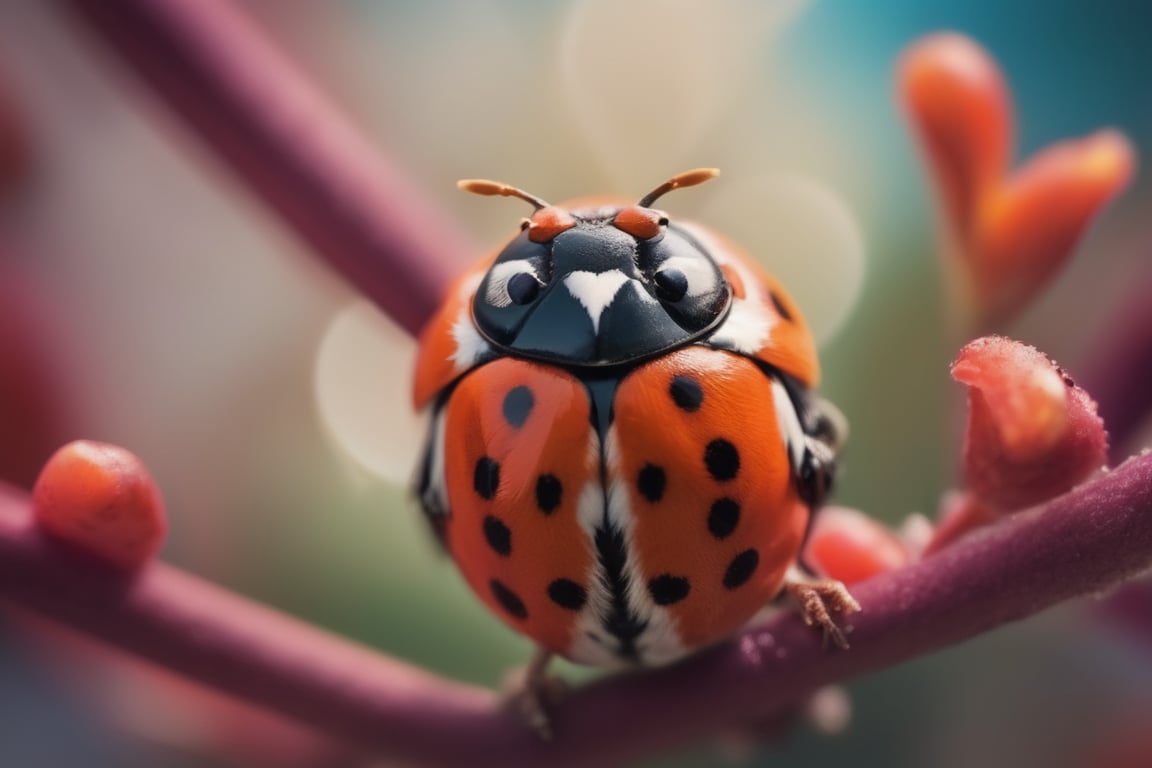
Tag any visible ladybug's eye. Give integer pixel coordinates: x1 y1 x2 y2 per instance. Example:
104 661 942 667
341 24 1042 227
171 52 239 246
507 272 540 304
485 260 543 308
650 255 721 304
654 268 688 302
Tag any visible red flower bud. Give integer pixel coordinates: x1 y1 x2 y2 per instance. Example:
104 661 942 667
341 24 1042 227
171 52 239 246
972 130 1134 322
899 33 1011 245
32 440 167 568
899 34 1135 327
803 506 912 586
952 336 1108 513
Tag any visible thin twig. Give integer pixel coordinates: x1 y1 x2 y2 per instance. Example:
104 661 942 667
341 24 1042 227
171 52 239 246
1081 283 1152 461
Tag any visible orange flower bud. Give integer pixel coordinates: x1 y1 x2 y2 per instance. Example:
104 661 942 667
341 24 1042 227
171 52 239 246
899 33 1012 244
803 506 911 586
973 130 1135 323
32 440 167 568
952 336 1108 513
900 34 1136 328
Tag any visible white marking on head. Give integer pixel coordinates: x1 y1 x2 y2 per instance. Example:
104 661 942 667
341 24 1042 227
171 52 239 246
564 269 630 334
484 260 539 308
667 222 774 355
657 255 720 298
678 221 769 301
630 280 659 304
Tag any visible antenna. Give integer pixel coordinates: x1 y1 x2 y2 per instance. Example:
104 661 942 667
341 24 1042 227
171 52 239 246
457 179 550 211
636 168 720 208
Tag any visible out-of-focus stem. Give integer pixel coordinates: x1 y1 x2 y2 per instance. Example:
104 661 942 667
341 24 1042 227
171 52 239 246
1080 282 1152 461
63 0 467 336
0 481 496 766
1100 580 1152 649
4 452 1152 767
0 260 74 489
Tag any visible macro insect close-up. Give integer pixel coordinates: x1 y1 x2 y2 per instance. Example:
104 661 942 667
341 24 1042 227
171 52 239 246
414 169 859 730
1 1 1152 767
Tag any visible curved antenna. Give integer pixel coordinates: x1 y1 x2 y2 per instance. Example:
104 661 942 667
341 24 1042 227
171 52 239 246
637 167 720 208
457 179 550 211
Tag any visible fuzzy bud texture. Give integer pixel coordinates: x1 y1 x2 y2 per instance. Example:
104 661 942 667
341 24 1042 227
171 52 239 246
32 440 167 568
953 336 1108 512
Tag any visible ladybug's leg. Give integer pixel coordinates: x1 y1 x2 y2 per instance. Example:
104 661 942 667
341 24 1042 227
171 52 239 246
769 374 846 509
500 647 567 739
781 566 860 650
414 402 451 550
770 374 858 641
795 395 847 508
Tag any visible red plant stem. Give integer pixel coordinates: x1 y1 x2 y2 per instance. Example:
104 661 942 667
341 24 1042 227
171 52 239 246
0 485 495 766
62 0 466 336
4 454 1152 767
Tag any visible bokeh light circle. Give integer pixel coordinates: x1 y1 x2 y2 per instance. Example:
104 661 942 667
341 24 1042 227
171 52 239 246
313 301 424 486
696 174 867 344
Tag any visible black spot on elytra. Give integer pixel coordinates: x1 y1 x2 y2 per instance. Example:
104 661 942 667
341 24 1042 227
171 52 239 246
637 464 667 503
704 439 740 481
769 290 793 321
669 374 704 412
723 549 759 590
473 457 500 500
502 385 535 428
490 579 527 619
483 514 511 556
648 574 691 605
548 578 587 610
536 474 563 514
708 498 741 540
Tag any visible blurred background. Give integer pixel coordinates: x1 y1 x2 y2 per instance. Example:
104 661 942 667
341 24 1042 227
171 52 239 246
0 0 1150 765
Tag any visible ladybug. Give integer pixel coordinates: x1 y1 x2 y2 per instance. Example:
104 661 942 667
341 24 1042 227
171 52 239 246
413 169 857 711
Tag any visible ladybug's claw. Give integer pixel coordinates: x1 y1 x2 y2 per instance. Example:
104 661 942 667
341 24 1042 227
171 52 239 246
783 571 861 650
499 649 566 740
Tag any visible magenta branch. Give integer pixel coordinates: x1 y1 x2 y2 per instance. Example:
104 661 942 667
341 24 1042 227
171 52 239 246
4 451 1152 766
64 0 466 336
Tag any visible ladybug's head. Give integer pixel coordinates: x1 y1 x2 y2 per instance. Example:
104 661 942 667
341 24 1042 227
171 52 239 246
461 169 733 368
